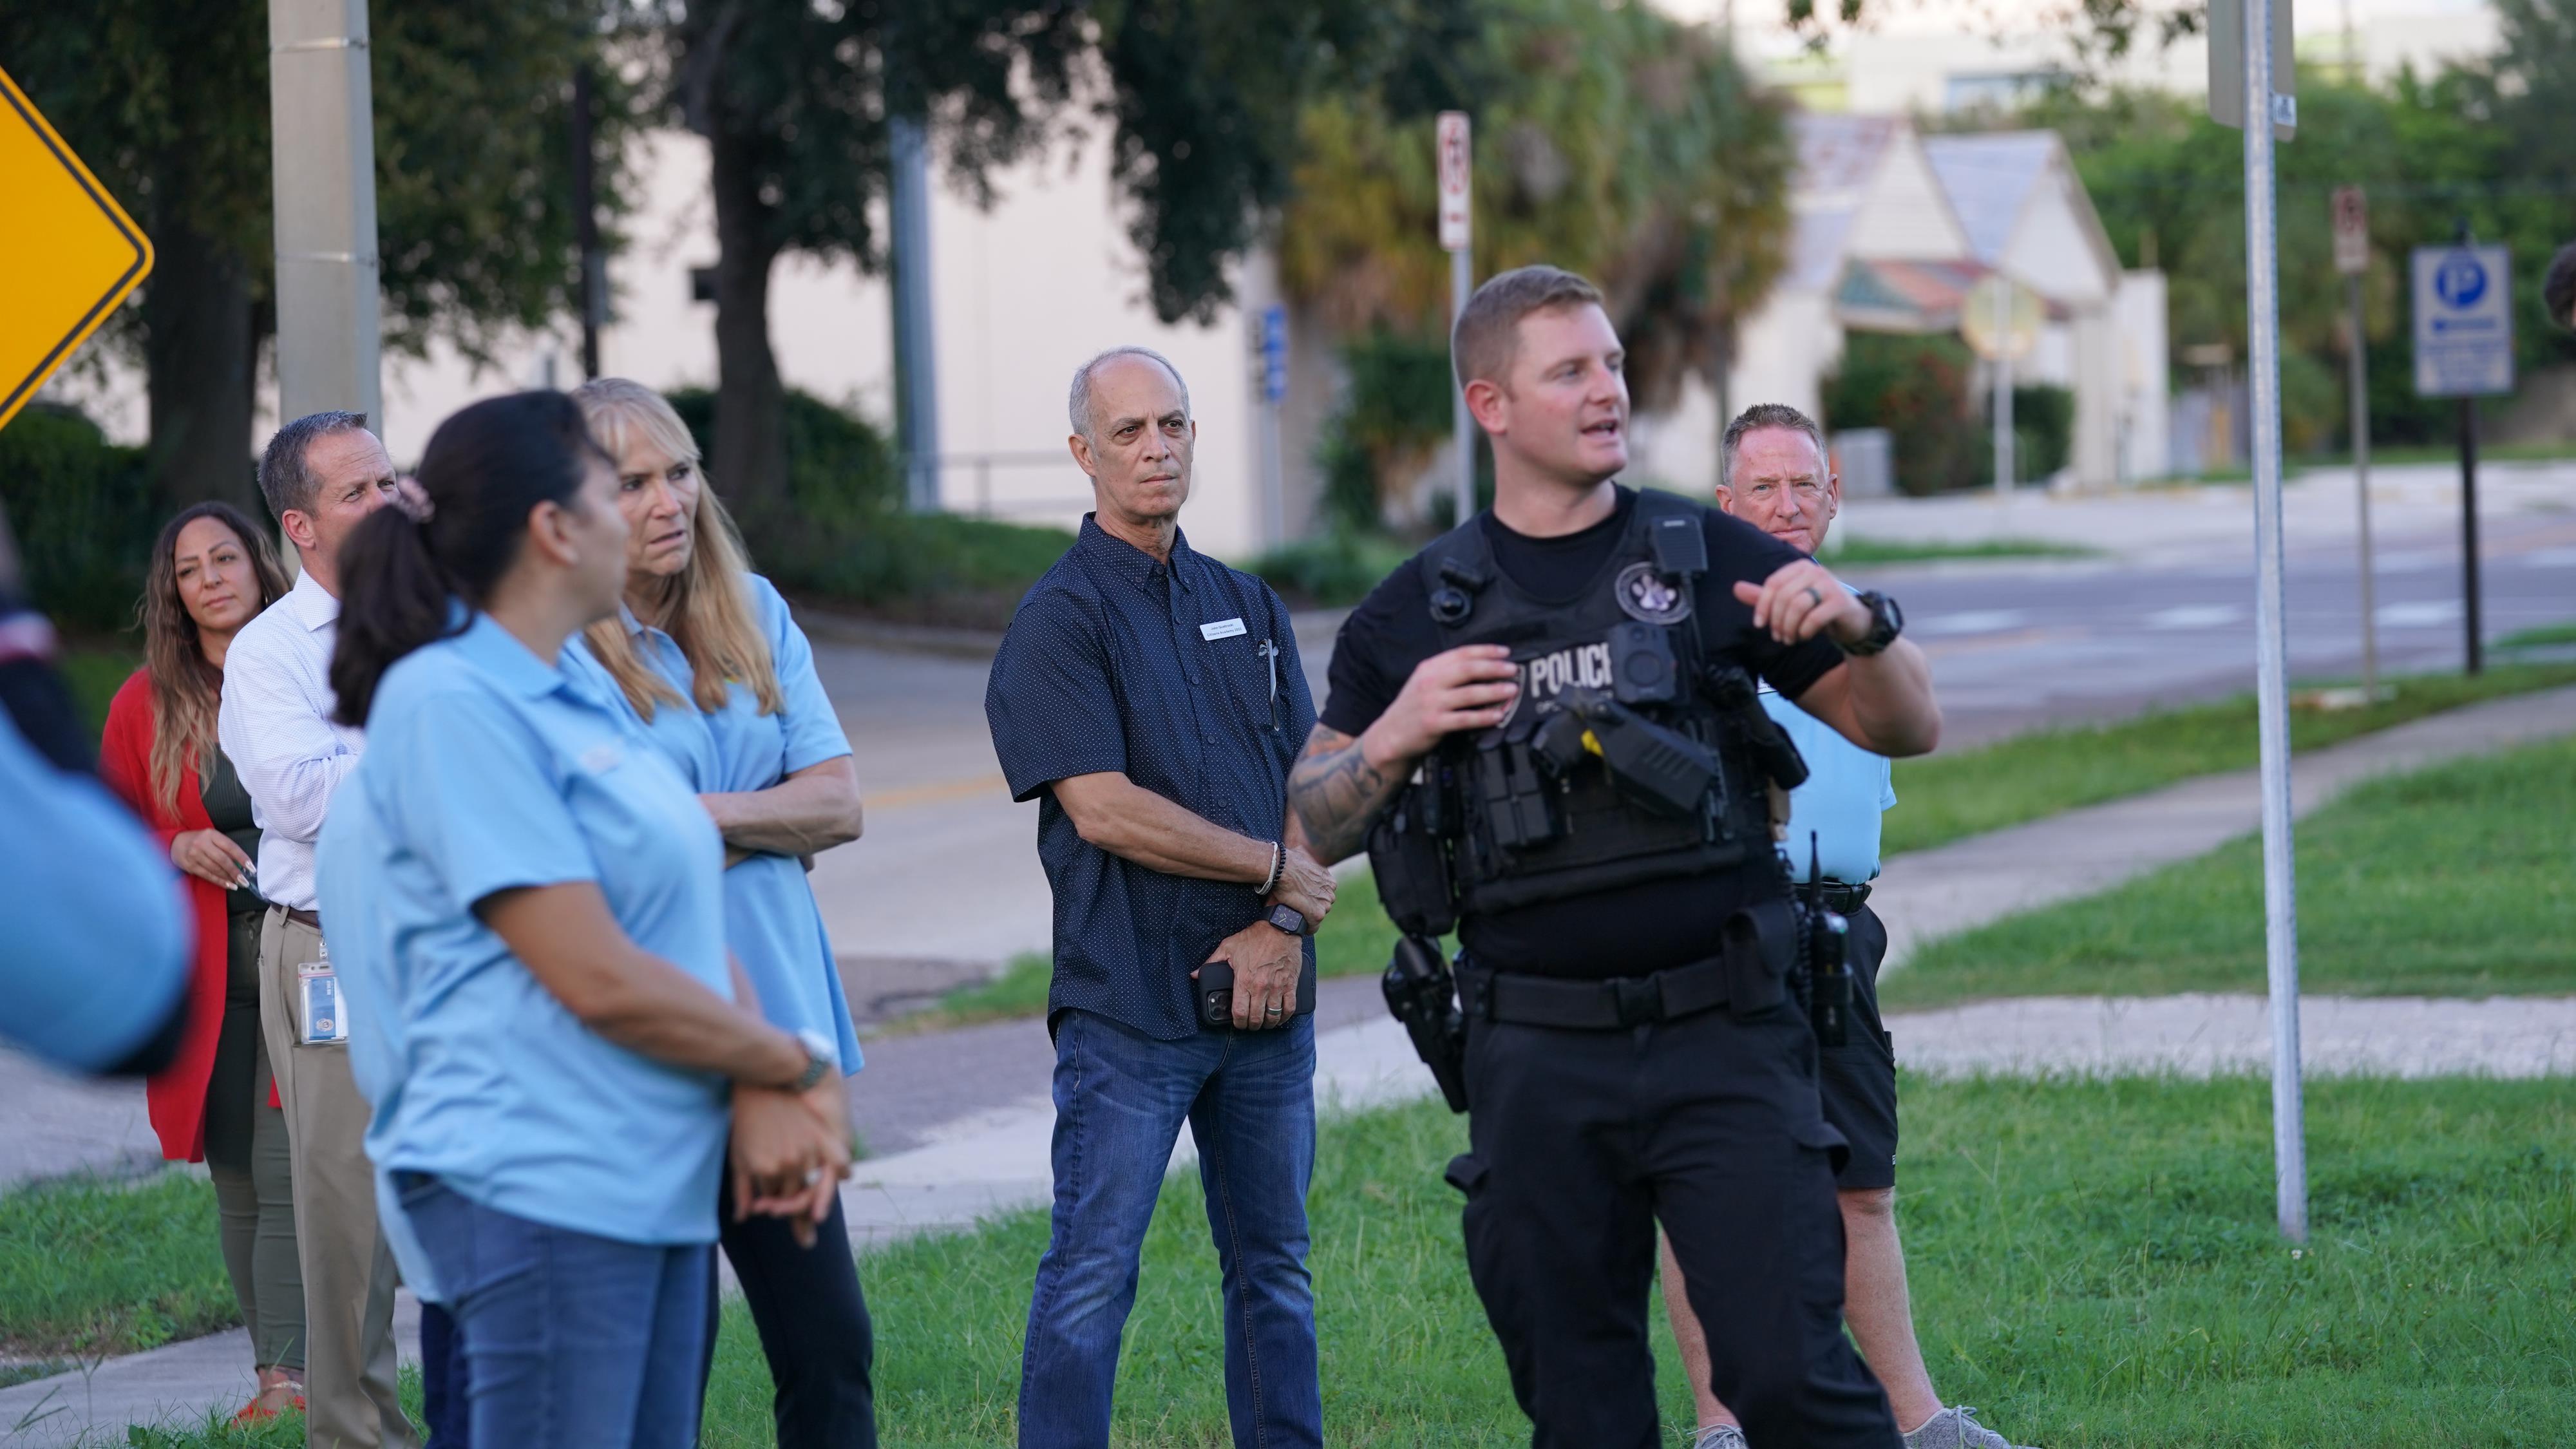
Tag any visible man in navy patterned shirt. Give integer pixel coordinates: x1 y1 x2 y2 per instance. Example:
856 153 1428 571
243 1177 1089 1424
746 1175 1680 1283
985 346 1334 1449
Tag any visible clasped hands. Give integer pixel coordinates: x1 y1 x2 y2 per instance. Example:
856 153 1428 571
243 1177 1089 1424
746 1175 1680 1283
728 1075 853 1248
1198 844 1334 1032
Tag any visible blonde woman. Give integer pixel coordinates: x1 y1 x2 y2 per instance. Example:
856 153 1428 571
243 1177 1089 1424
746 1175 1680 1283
564 379 876 1447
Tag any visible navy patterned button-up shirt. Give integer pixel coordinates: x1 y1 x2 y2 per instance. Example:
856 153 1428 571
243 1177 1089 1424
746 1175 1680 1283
985 516 1317 1040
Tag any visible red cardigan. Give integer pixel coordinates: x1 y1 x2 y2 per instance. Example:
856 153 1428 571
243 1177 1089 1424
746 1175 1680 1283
98 668 259 1163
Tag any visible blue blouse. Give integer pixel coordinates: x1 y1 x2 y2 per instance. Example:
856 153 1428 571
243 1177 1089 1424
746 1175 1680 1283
319 611 732 1249
564 574 861 1071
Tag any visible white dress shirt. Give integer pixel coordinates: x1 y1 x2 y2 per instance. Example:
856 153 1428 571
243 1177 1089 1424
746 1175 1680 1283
219 569 366 911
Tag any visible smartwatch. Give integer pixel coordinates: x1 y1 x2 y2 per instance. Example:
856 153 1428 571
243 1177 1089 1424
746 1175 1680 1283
1837 590 1904 657
789 1028 838 1092
1264 902 1314 937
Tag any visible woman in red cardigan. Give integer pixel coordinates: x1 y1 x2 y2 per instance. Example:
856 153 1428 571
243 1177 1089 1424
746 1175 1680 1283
99 500 306 1422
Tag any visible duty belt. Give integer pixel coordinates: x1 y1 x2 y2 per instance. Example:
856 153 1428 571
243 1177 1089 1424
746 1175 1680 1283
1458 955 1734 1031
1814 880 1871 915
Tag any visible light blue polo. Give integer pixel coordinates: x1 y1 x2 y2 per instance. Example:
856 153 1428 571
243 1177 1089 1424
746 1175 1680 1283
1761 682 1897 886
563 573 860 1072
317 609 731 1250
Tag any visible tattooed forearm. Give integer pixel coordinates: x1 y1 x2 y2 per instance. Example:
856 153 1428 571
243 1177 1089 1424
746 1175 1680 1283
1288 724 1407 865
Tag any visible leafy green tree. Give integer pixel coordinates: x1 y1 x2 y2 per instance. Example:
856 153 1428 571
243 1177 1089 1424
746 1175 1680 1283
0 1 634 506
1277 0 1792 516
642 0 1444 515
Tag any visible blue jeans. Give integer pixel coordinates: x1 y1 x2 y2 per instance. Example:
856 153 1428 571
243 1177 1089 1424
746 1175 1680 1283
1019 1010 1321 1449
398 1174 710 1449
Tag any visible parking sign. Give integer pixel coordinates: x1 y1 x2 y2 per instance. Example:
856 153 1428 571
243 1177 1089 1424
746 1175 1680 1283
2412 245 2513 397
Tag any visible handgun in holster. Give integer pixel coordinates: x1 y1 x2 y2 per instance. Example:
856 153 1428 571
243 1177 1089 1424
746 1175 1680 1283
1383 933 1469 1113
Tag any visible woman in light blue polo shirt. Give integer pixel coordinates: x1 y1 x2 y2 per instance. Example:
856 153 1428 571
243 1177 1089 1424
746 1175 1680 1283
314 392 851 1449
565 378 876 1447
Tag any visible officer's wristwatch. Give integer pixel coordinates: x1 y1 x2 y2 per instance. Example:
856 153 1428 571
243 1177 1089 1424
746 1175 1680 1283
789 1029 838 1092
1836 590 1904 657
1264 903 1314 937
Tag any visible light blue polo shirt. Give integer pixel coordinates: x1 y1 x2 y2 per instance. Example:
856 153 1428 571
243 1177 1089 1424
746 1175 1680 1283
1761 683 1897 885
563 574 860 1072
317 610 732 1249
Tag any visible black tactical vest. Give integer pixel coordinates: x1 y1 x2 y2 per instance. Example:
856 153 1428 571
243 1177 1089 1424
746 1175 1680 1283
1367 489 1793 934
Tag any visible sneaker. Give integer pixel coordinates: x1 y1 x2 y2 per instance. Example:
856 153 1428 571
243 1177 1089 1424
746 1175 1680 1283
1692 1426 1749 1449
1902 1405 2027 1449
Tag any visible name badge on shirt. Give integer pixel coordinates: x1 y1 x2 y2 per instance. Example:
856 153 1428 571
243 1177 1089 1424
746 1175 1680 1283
1200 617 1247 641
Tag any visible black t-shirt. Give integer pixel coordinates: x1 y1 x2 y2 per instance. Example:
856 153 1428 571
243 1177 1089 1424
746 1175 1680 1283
1320 486 1844 980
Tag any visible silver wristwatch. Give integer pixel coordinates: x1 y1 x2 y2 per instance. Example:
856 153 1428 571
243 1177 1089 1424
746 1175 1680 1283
790 1028 838 1092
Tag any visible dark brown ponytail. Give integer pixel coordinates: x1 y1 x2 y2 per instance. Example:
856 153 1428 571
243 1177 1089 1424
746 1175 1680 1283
331 392 605 726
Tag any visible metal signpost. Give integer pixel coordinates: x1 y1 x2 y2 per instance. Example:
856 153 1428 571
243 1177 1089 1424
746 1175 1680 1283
2331 187 2378 698
1438 111 1475 524
891 114 942 513
2211 0 2307 1244
0 64 154 432
2411 241 2514 676
1959 274 2038 496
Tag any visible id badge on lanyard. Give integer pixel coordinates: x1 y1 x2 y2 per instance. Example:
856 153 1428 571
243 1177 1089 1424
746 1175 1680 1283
298 942 350 1046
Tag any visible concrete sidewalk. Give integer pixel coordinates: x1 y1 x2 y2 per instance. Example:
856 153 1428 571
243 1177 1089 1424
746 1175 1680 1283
8 683 2574 1444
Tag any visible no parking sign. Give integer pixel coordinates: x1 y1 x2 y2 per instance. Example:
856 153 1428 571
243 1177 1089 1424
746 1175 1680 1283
2412 245 2514 397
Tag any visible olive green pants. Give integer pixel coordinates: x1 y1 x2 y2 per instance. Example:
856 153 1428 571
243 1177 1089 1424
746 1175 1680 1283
258 908 421 1449
204 911 305 1374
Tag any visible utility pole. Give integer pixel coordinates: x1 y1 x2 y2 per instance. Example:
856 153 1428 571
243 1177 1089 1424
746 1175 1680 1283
1993 281 2016 495
571 62 603 381
889 114 941 513
268 0 383 431
2235 0 2309 1245
1438 112 1474 524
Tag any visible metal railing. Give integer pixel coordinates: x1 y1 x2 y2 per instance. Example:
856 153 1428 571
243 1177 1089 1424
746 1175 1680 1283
909 450 1094 520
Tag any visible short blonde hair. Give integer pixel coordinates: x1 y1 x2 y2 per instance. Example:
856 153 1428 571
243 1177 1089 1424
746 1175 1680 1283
1452 265 1605 390
571 378 782 720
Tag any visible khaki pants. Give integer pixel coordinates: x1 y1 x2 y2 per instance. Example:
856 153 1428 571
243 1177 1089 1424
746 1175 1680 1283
258 908 421 1449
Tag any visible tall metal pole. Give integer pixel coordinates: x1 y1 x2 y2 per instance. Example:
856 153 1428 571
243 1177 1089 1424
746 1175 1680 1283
2461 395 2482 674
269 0 383 432
889 115 941 514
1452 247 1474 522
572 62 602 381
2240 0 2308 1244
2347 276 2376 697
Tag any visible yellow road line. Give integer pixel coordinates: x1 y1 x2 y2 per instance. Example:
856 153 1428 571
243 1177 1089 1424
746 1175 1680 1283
864 772 1010 811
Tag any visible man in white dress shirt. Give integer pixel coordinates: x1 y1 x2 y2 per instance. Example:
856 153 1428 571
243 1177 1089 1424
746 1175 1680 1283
218 412 419 1449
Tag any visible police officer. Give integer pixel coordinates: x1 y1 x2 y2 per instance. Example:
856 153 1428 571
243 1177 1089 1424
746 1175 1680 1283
1288 266 1942 1448
1658 404 2025 1449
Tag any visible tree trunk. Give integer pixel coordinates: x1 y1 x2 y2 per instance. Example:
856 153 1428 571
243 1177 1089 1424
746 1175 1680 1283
142 200 258 513
706 119 788 516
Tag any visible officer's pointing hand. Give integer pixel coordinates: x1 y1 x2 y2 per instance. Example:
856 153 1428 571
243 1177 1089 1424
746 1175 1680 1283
1734 560 1869 649
1363 645 1520 763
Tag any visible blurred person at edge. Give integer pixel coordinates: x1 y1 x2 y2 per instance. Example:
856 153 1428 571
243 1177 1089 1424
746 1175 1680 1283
215 410 426 1449
563 377 875 1448
314 390 850 1449
99 501 308 1424
2546 243 2576 332
0 500 191 1075
1656 405 2026 1449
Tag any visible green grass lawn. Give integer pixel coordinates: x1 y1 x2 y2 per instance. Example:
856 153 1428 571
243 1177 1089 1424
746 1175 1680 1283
1885 734 2576 1009
1879 660 2576 857
33 1079 2576 1447
2496 618 2576 652
0 1171 239 1374
710 1074 2566 1447
1827 536 2099 565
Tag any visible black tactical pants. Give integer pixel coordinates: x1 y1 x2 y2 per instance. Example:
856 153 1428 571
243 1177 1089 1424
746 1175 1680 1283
1452 995 1899 1448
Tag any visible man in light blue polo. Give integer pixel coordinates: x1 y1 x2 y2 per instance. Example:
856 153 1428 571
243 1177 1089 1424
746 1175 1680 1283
1657 404 2028 1449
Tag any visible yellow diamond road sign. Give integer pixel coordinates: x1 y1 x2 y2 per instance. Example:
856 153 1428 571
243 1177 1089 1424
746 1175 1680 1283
0 63 153 433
